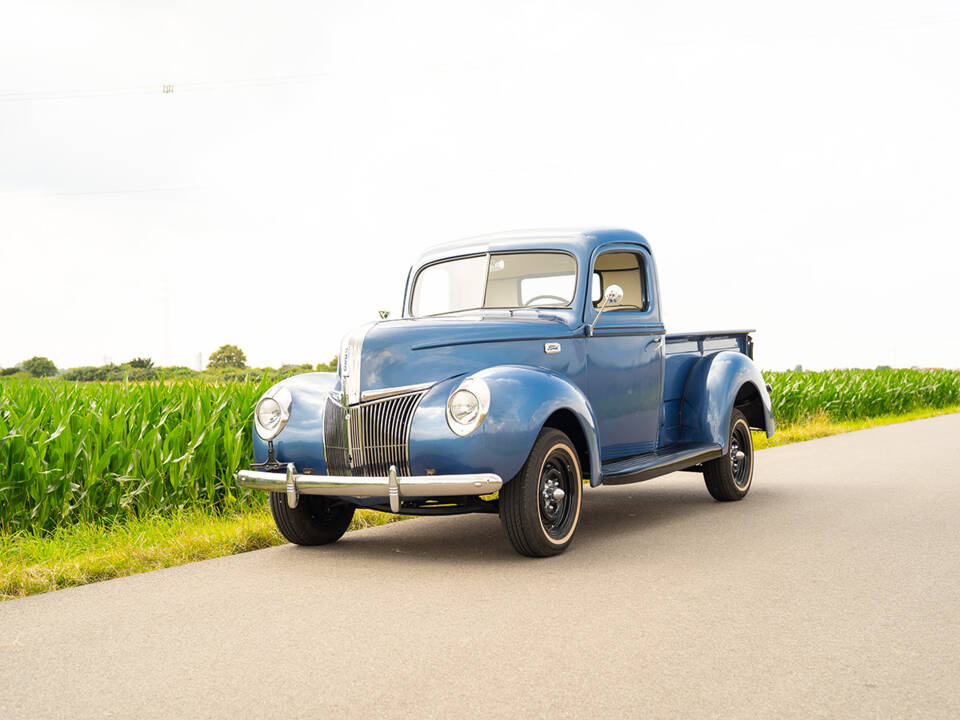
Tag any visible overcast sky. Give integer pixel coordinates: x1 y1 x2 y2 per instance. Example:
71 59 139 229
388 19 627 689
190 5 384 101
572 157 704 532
1 0 958 371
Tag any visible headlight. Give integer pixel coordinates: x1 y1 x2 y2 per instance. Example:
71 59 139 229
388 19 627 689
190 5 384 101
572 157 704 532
256 398 282 430
254 387 292 441
446 377 490 437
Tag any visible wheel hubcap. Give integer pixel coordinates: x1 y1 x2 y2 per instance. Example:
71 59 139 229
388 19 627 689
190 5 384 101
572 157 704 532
538 451 575 538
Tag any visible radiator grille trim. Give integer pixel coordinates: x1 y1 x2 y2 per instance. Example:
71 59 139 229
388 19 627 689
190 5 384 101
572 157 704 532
323 389 427 477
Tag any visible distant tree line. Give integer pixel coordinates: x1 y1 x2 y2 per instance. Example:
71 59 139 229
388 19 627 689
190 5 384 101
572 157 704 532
0 345 339 383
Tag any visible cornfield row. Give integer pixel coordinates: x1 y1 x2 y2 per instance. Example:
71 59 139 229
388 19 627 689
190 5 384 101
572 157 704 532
764 368 960 425
0 378 268 533
2 368 959 533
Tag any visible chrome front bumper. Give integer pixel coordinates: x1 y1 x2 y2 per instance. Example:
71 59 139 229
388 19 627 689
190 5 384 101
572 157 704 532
235 463 503 513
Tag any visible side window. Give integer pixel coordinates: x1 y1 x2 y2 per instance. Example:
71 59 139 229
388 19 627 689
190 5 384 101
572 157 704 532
592 252 648 312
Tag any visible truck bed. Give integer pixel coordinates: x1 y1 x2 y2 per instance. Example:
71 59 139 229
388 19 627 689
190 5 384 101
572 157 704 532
665 329 754 358
660 330 755 446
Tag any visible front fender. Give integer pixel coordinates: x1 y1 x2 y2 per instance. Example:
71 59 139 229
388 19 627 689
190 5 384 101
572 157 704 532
253 372 339 471
408 365 601 486
680 352 774 451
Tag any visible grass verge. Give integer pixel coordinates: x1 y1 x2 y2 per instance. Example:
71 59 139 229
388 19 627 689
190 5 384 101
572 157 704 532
3 406 958 602
0 507 404 602
752 404 960 449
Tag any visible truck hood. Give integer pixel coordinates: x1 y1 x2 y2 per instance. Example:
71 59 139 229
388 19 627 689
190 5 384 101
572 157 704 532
356 312 579 395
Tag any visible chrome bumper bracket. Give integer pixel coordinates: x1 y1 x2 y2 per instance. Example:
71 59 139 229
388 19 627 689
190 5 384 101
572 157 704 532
388 465 400 513
285 463 298 509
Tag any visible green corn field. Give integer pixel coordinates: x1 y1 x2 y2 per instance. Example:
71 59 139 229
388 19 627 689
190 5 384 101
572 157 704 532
763 368 960 425
1 368 959 534
0 378 269 533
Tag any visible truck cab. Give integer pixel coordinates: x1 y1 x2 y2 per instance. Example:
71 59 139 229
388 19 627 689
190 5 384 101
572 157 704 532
237 228 774 556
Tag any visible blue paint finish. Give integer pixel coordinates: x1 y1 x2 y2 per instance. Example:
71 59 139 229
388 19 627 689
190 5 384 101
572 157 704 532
359 314 584 393
245 228 775 506
679 351 775 451
408 365 602 486
660 352 701 446
253 372 338 472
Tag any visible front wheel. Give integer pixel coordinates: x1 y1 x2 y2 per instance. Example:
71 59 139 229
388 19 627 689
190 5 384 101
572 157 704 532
499 428 583 557
269 492 355 546
702 408 754 501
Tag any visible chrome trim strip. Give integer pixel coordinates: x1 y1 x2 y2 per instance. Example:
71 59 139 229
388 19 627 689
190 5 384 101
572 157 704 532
360 381 435 403
236 468 503 499
339 322 376 405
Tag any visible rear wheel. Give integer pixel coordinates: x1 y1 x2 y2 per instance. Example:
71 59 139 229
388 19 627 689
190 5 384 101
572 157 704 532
499 428 583 557
269 492 355 546
702 408 754 501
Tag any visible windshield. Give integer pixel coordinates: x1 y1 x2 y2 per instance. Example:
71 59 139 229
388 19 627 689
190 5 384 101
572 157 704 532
410 252 578 317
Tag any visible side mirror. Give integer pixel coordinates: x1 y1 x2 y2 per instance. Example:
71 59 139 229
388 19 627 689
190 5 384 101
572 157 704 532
588 284 623 336
604 284 624 306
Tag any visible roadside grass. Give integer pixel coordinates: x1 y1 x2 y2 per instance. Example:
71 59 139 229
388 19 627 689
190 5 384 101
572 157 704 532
752 404 960 449
3 406 958 602
0 507 404 601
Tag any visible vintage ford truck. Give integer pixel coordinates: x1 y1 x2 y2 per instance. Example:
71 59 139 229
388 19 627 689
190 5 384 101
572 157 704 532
236 228 774 556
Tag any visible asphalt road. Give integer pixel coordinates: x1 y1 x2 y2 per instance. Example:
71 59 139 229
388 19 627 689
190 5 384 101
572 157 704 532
2 414 959 719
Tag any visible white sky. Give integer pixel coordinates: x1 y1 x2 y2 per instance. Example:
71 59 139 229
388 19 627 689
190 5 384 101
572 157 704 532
1 0 958 371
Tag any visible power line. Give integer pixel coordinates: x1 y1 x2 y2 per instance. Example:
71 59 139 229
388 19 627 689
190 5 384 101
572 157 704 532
0 186 198 198
0 72 328 103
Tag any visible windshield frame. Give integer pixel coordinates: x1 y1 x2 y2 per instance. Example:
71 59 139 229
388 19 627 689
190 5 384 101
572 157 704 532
407 250 580 318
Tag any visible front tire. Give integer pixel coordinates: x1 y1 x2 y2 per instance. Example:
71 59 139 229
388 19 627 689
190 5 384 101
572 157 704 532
269 492 355 546
702 408 754 501
499 428 583 557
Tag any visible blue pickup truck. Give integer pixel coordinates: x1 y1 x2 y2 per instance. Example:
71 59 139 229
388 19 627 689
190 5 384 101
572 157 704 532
237 228 774 556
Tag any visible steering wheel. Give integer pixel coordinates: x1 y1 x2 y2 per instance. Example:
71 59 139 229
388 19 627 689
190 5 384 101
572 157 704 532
523 294 568 307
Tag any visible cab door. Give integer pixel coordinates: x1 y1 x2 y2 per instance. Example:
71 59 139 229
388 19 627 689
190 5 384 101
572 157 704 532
584 247 664 461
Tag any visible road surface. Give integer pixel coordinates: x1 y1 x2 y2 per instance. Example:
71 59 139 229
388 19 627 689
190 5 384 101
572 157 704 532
2 414 959 718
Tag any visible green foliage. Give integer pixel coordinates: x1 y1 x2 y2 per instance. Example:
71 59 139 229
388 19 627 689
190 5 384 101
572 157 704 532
0 378 268 533
128 357 154 369
765 368 960 425
316 356 338 373
207 344 247 369
62 364 157 382
21 356 57 377
0 367 19 376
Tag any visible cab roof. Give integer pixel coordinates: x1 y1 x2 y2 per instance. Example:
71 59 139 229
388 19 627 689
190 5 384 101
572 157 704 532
414 228 651 267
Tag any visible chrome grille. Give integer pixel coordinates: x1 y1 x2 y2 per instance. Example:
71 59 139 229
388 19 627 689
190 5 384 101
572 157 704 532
323 390 427 477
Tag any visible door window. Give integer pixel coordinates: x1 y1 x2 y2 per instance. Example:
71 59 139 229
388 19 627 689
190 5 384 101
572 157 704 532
592 252 648 312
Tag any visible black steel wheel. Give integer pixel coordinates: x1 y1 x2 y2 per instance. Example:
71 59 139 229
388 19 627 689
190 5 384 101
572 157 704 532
269 492 355 546
499 428 583 557
702 408 754 501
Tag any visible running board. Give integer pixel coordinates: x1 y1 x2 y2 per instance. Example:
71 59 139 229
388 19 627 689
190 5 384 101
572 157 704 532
600 443 722 486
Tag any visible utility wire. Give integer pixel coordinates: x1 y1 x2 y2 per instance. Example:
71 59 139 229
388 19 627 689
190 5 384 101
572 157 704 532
0 186 198 198
0 72 328 103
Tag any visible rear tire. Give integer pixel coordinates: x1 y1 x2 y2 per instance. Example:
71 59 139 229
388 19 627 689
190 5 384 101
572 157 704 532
269 492 355 546
499 428 583 557
703 408 753 501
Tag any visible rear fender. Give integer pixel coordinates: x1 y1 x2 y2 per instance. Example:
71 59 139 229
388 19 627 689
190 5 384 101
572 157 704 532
408 365 602 485
680 352 774 451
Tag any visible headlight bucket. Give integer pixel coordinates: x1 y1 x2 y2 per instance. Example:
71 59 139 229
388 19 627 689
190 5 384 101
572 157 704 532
446 376 490 437
254 387 292 441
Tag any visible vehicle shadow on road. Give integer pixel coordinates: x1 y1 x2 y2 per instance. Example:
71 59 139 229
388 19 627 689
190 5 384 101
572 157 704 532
285 477 790 566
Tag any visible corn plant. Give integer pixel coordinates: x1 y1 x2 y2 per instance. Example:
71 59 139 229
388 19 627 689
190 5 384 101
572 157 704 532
764 368 960 425
0 377 270 533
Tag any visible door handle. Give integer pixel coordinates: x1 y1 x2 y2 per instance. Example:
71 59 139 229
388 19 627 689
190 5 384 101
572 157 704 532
648 336 663 348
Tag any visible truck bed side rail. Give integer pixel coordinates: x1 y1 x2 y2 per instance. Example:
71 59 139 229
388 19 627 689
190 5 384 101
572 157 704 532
665 330 755 359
